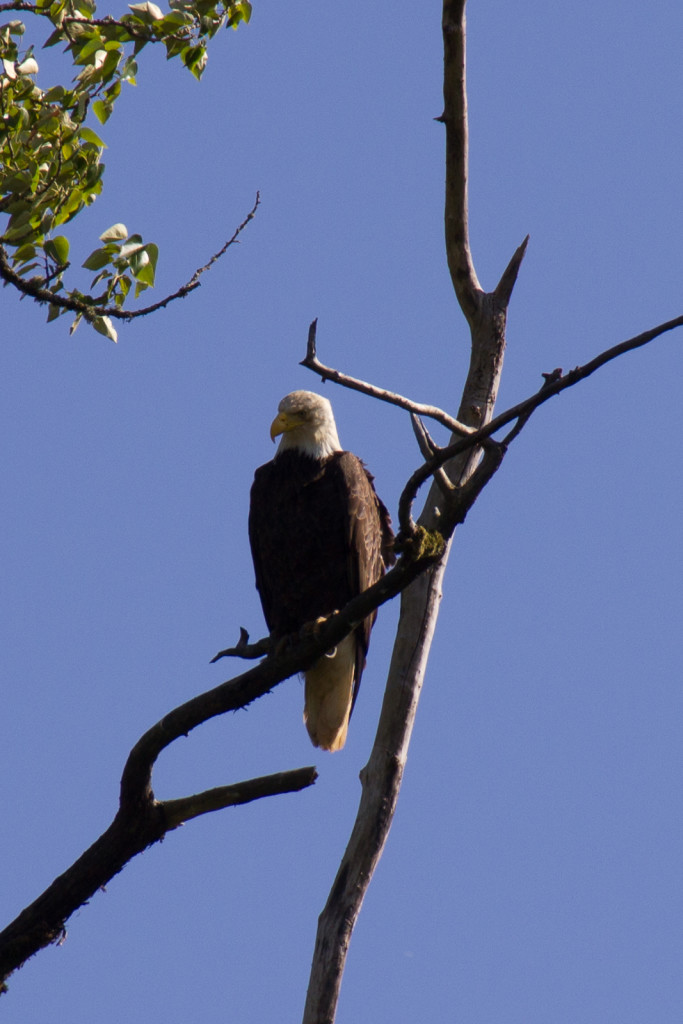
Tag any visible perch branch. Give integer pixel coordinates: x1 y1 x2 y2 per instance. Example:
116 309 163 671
0 536 446 991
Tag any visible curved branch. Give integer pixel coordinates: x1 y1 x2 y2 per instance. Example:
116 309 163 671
0 539 444 991
0 766 316 992
410 413 454 499
301 319 475 437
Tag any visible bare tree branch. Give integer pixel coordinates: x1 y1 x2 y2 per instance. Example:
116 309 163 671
301 0 683 996
301 318 475 437
0 538 445 992
302 3 514 1019
161 768 318 829
440 0 481 322
410 413 454 499
0 764 317 992
494 234 530 306
412 310 683 466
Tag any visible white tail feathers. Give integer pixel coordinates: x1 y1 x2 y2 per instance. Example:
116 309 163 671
303 634 356 751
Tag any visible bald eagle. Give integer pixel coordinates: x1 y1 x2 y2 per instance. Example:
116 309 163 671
249 391 395 752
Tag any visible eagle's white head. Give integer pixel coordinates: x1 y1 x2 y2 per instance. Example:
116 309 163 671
270 390 342 459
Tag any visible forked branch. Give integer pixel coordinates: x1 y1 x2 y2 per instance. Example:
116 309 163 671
301 4 516 1018
0 535 446 992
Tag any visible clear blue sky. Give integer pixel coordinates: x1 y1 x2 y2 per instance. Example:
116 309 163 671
2 2 682 1021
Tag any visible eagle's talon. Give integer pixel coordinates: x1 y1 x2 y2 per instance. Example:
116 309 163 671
300 613 339 638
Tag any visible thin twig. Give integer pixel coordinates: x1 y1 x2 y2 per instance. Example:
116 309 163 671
465 313 683 449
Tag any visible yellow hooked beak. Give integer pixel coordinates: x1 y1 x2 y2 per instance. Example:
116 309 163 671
270 411 297 442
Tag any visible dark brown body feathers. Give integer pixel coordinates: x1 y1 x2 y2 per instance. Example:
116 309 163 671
249 449 394 709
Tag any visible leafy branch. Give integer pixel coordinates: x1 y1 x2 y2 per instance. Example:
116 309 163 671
0 0 252 336
0 193 259 338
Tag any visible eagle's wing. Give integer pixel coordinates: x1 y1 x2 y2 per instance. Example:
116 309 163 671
330 452 394 709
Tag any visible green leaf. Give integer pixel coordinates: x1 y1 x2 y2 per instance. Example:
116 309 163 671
42 85 66 102
13 243 37 264
92 315 118 342
44 235 70 265
82 247 113 271
119 236 143 259
133 251 155 287
136 267 154 289
92 99 108 124
128 1 164 20
143 242 158 271
100 222 128 242
44 27 67 48
161 10 193 27
79 126 107 148
182 44 207 80
74 34 105 63
227 1 251 28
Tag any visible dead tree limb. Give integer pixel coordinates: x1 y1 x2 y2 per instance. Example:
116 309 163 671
0 536 445 991
301 2 520 1021
300 0 683 1016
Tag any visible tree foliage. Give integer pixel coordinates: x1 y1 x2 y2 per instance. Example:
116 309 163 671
0 0 251 338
